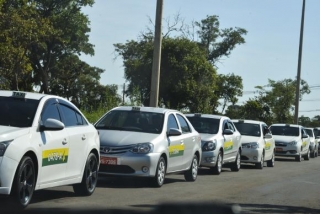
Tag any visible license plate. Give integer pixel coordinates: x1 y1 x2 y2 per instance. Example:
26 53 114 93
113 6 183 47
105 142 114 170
275 148 283 152
100 157 117 165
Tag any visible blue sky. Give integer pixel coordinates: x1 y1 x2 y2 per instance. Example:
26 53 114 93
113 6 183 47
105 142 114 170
80 0 320 119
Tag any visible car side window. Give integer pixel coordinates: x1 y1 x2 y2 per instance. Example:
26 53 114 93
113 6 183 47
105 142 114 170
167 114 179 132
59 104 81 127
227 121 235 132
176 114 191 134
41 100 61 123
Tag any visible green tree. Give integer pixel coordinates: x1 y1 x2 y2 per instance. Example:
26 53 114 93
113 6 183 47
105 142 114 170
115 37 217 112
215 73 243 114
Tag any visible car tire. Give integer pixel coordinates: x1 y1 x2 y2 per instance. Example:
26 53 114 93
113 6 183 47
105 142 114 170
295 153 302 162
73 153 98 196
255 153 264 169
151 156 166 187
315 149 318 158
230 150 241 172
304 149 310 161
184 155 198 182
210 151 222 175
311 149 315 158
12 156 36 209
267 152 275 167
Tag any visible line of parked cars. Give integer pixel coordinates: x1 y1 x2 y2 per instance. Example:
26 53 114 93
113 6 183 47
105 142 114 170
1 90 319 208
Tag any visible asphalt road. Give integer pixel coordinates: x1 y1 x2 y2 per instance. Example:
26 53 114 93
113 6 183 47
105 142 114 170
2 156 320 214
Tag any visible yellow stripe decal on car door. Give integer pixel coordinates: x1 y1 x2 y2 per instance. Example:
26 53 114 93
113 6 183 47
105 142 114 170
42 148 69 166
169 144 185 158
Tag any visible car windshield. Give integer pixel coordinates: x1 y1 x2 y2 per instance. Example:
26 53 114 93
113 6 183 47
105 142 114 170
270 126 300 137
0 96 39 128
187 117 219 134
233 122 261 137
95 110 164 134
305 129 313 137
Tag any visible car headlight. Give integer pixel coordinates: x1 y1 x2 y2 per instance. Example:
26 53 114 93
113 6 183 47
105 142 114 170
242 142 259 149
0 140 13 156
288 141 298 146
130 143 154 154
202 140 217 151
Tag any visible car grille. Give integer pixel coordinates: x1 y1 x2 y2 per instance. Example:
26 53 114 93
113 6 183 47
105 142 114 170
275 142 287 147
100 145 135 154
241 155 249 160
99 165 135 174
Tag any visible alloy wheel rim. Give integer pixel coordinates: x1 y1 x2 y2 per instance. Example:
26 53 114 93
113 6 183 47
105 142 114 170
19 163 34 205
86 157 98 191
192 158 198 178
158 161 165 184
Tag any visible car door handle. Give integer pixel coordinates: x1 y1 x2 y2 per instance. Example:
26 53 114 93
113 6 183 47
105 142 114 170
192 137 195 142
82 135 86 140
180 140 184 144
62 139 68 145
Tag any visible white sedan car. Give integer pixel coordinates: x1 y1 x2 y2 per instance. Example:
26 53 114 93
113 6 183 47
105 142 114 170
185 114 242 175
95 106 202 187
270 124 310 162
305 127 318 158
0 90 100 208
232 119 275 169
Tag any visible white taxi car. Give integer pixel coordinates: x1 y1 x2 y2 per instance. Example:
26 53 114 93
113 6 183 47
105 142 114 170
95 106 201 187
232 119 275 169
185 114 241 175
0 90 100 208
270 124 310 162
314 127 320 153
305 127 318 158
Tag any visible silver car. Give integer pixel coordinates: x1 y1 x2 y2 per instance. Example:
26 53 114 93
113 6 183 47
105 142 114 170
232 119 275 169
270 124 310 162
185 114 242 175
313 127 320 153
305 127 318 158
95 106 202 187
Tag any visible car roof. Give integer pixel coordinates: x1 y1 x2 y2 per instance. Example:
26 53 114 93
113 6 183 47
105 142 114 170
184 113 228 120
0 90 55 100
231 119 264 125
110 106 180 114
270 123 301 128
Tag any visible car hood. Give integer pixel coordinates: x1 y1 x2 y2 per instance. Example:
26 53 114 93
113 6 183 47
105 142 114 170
0 125 30 141
273 135 299 142
240 135 261 144
199 133 218 141
99 130 161 146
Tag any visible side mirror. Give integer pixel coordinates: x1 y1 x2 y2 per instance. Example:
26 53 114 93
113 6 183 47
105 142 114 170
167 128 182 137
40 118 65 131
302 134 309 139
223 129 234 135
264 133 272 139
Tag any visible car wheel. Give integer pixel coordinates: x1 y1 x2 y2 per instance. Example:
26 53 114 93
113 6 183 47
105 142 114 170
267 152 275 167
255 153 264 169
311 148 315 158
295 153 302 162
73 153 98 196
184 155 198 182
12 156 36 209
151 156 166 187
315 149 318 158
230 150 241 172
304 149 310 161
210 151 222 175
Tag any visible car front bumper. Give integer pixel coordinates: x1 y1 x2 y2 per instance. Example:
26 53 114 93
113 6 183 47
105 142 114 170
98 152 161 177
200 150 218 167
275 145 301 157
0 156 19 195
240 148 263 163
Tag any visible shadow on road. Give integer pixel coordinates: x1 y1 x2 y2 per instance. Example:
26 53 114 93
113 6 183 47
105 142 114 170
239 203 320 214
97 176 185 188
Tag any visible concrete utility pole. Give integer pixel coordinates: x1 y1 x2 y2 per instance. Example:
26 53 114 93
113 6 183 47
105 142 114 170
149 0 163 107
294 0 306 124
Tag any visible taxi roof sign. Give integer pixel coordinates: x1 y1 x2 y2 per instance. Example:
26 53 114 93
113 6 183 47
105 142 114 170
12 91 26 98
132 106 141 111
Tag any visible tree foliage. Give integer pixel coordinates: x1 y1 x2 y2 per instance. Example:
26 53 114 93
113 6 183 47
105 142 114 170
0 0 121 112
114 15 246 113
